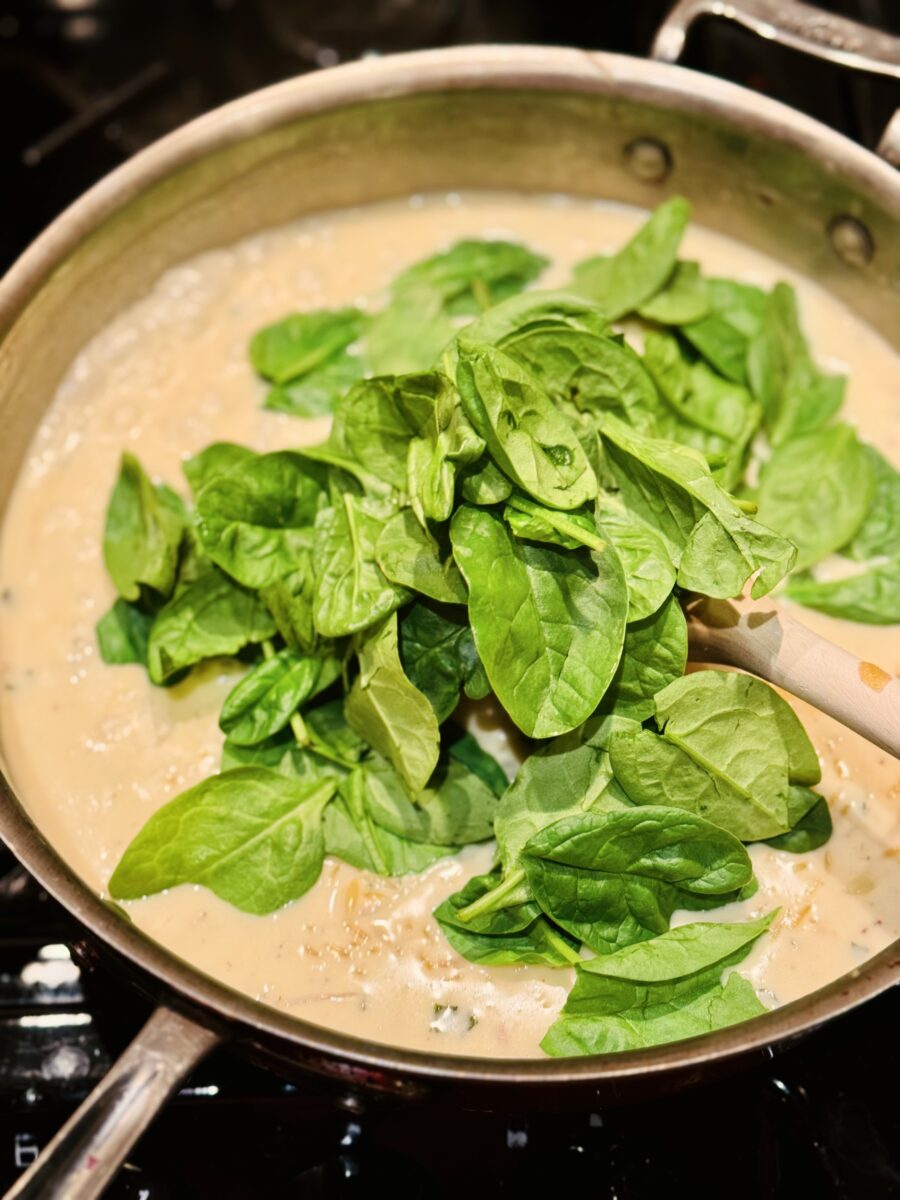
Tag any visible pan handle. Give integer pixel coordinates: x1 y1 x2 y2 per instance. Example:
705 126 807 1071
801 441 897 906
653 0 900 164
653 0 900 81
4 1005 222 1200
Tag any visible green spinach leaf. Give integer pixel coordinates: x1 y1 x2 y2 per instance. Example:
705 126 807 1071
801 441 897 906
747 283 845 445
756 425 875 572
609 670 820 840
435 870 580 967
451 505 627 738
250 307 365 385
500 327 658 433
600 414 796 598
147 566 276 684
522 807 752 953
313 496 410 637
109 768 335 914
541 914 772 1055
103 453 185 602
848 447 900 561
195 451 327 588
399 603 488 724
360 754 499 846
375 509 468 605
605 594 688 719
570 197 691 319
95 599 153 667
764 794 832 852
637 260 709 325
680 278 767 384
345 612 440 794
786 558 900 624
219 648 341 746
456 342 597 511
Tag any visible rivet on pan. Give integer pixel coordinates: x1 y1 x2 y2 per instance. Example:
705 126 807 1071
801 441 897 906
828 215 874 267
623 138 672 184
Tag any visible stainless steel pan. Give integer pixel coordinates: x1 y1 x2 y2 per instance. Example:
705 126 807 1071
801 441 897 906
2 3 899 1196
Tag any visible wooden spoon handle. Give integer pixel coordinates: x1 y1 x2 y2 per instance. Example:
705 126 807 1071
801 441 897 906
683 594 900 760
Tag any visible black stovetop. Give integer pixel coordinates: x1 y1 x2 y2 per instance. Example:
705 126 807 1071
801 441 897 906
2 2 899 1196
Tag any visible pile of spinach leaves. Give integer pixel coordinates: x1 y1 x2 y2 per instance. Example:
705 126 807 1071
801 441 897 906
97 197 872 1057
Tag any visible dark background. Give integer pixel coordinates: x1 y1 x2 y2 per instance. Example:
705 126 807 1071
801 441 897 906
2 2 900 1197
2 0 900 270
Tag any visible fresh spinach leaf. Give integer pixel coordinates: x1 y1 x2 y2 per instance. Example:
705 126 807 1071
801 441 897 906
503 493 605 553
109 768 335 914
522 807 752 953
313 496 411 638
329 373 437 490
446 289 610 360
459 457 514 505
637 260 709 324
375 509 468 605
605 594 688 719
747 283 845 445
786 558 900 624
183 442 254 496
263 351 365 417
446 729 509 797
764 794 832 853
756 425 875 572
451 505 627 738
399 603 488 724
392 239 548 316
146 566 276 684
360 754 499 846
600 414 796 598
365 290 454 377
324 789 456 876
578 912 775 982
570 197 691 319
500 327 658 433
642 330 761 490
219 648 341 746
609 670 820 840
250 307 364 384
345 612 440 794
848 447 900 561
594 491 677 622
195 450 327 588
680 278 767 384
103 453 185 602
493 716 636 883
456 342 598 511
95 599 153 667
405 374 484 524
435 870 580 967
541 915 772 1055
543 970 766 1055
260 552 317 652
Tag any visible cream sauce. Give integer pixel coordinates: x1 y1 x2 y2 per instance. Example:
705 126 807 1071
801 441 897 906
1 193 898 1057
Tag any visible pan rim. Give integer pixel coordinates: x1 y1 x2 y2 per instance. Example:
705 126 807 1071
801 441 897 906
1 43 898 1087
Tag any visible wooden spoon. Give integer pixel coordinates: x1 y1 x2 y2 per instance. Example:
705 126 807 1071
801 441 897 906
683 593 900 760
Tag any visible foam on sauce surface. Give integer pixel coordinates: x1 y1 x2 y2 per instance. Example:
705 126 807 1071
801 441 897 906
1 193 898 1057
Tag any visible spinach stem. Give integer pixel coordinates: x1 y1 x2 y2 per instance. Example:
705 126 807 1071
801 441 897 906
290 712 311 747
456 867 526 923
506 494 606 553
541 923 583 966
261 639 276 661
306 738 357 770
471 277 492 313
734 498 759 515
